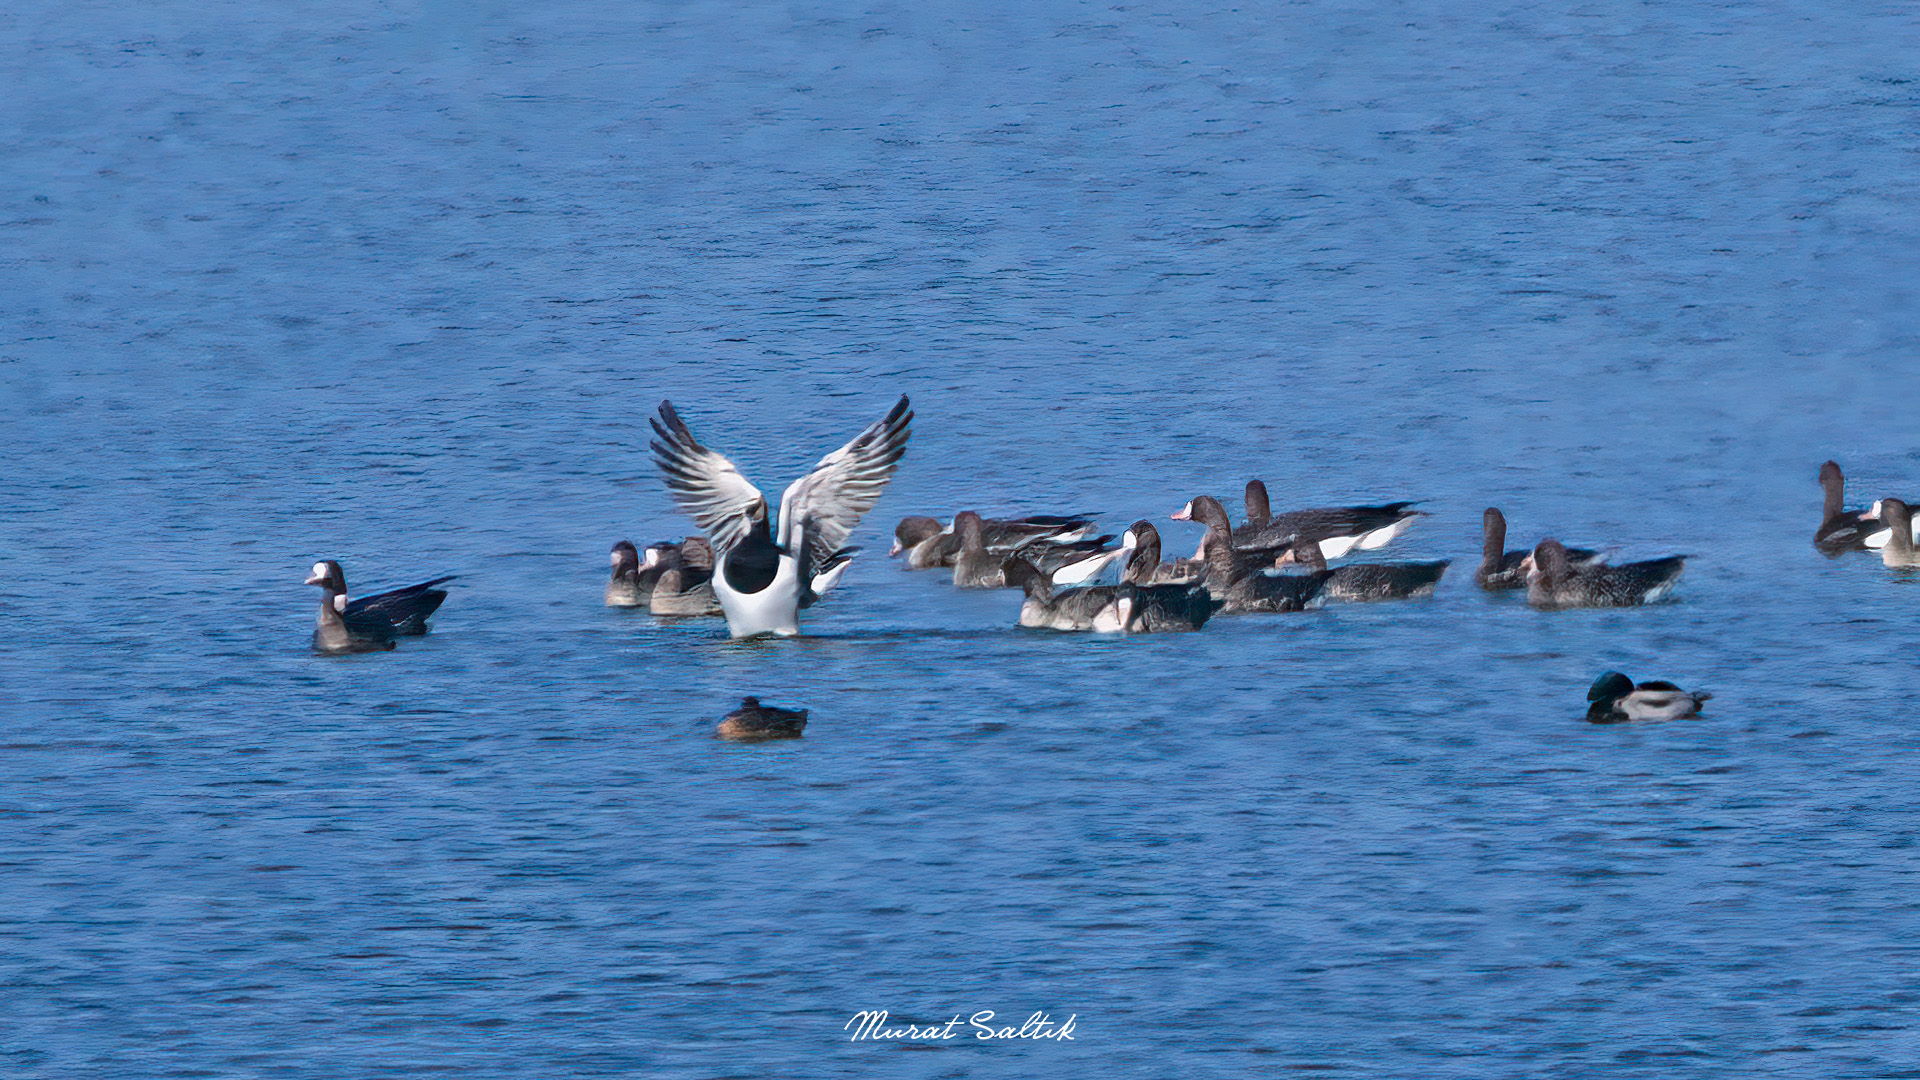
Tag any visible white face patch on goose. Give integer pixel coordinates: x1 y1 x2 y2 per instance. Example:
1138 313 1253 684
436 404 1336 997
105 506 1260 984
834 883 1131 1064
332 594 348 612
312 562 329 579
1122 530 1137 549
644 548 661 567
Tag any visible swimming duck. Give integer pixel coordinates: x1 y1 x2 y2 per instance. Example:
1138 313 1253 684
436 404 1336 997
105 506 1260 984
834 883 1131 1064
1586 671 1711 723
1814 461 1876 555
1476 508 1602 590
650 396 911 638
891 513 1093 569
1275 543 1449 602
1002 558 1217 633
304 560 454 654
716 696 809 740
1872 498 1920 567
950 511 1119 588
1179 496 1330 613
1198 480 1425 560
1526 539 1686 609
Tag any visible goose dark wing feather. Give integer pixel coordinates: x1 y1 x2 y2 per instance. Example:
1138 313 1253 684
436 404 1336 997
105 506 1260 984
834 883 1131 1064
778 395 913 581
649 400 767 556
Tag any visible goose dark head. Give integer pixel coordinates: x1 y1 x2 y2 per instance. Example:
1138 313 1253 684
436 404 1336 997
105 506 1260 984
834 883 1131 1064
643 541 680 569
1181 495 1234 535
1244 480 1272 528
1532 538 1571 579
680 536 714 569
304 560 347 592
1819 460 1844 490
1588 671 1636 703
999 556 1049 598
892 516 942 556
740 696 761 709
611 540 640 575
1122 520 1162 582
1483 507 1507 546
954 510 986 546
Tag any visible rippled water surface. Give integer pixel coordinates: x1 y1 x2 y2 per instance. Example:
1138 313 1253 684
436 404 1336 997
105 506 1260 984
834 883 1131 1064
6 2 1920 1076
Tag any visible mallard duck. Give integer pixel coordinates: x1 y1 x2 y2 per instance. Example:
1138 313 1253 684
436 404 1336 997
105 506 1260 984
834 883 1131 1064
716 696 808 740
1586 671 1711 723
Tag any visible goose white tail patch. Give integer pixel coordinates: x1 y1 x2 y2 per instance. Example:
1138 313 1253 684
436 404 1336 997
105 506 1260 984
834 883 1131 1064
1865 526 1891 549
1357 519 1411 550
1051 549 1120 585
1318 534 1360 560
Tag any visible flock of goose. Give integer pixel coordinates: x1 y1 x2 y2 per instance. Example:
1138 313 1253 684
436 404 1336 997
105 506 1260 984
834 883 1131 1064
303 395 1913 730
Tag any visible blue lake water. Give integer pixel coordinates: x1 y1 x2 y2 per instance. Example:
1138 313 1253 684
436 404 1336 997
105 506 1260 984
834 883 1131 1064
5 2 1920 1076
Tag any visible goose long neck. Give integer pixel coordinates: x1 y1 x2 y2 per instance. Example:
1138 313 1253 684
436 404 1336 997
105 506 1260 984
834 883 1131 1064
1888 502 1915 557
1125 528 1162 584
1821 464 1845 520
316 589 346 629
1244 480 1271 528
1481 509 1507 570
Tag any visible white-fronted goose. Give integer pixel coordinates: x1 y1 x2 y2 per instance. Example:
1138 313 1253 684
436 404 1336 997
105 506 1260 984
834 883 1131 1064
1196 479 1424 560
1275 543 1449 602
892 513 1094 569
1815 461 1875 555
1476 508 1601 590
304 560 453 654
1002 558 1216 633
1526 539 1685 609
1180 496 1330 613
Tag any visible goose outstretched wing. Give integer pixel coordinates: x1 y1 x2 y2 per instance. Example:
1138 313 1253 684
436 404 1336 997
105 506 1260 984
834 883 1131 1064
777 395 913 581
649 401 767 556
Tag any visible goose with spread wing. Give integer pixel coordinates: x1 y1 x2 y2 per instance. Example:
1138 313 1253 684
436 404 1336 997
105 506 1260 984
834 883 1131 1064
650 396 912 638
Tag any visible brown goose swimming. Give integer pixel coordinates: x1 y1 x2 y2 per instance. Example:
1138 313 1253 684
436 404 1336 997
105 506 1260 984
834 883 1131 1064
1526 539 1685 609
1475 508 1601 590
